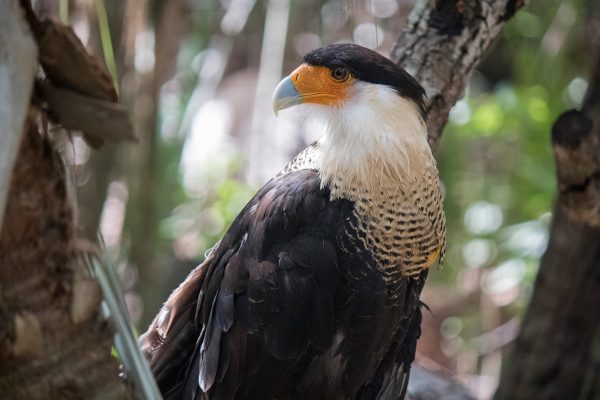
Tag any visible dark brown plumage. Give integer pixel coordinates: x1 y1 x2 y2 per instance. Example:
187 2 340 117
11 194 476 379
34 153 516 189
139 44 445 400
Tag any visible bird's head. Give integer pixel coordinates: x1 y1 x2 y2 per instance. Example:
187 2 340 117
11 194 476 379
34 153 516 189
272 44 431 196
273 43 426 122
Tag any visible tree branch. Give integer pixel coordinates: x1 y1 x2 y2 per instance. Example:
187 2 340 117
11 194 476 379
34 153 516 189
392 0 525 151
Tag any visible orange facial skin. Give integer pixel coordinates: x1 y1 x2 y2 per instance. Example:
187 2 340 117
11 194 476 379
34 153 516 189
290 64 353 107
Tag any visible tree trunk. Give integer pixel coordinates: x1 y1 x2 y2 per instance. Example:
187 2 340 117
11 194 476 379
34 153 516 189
0 1 135 398
494 51 600 400
0 118 134 400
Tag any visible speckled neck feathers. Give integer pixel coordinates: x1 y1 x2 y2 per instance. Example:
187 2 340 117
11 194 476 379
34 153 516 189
281 84 446 278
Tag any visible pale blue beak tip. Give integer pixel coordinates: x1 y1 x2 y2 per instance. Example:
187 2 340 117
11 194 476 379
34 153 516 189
272 76 302 115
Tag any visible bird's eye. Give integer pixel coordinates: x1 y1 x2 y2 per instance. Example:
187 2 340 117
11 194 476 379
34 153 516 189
331 67 349 81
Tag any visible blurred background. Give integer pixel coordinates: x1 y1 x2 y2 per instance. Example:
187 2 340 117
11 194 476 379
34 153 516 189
33 0 594 398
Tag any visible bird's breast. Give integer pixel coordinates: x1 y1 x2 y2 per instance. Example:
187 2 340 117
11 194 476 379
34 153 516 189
281 143 446 296
338 175 445 299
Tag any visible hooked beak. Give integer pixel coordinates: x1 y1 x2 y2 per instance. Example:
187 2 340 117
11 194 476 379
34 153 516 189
272 75 302 115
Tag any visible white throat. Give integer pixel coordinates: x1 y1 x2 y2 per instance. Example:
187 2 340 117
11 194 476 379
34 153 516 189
307 83 433 199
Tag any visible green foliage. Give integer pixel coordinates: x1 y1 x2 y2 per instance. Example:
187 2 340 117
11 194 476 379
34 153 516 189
429 0 590 369
95 0 118 93
159 159 256 261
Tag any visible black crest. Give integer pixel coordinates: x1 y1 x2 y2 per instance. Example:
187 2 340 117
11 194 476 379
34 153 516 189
304 44 427 119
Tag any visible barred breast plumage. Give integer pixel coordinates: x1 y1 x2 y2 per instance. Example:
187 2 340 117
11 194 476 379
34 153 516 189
282 140 446 298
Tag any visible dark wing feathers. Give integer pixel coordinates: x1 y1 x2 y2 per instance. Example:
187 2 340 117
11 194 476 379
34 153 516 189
355 270 427 400
139 168 427 399
139 169 350 399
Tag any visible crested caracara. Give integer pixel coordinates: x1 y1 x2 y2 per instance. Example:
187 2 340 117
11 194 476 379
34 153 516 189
139 43 446 400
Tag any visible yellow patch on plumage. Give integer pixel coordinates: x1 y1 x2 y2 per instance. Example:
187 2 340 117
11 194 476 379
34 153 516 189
426 247 441 268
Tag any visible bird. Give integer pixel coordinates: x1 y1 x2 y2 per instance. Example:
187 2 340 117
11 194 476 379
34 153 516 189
139 43 446 400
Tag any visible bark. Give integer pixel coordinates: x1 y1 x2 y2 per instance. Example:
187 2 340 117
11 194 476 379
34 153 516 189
392 0 525 151
494 51 600 400
0 116 133 400
0 0 36 230
0 1 135 398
